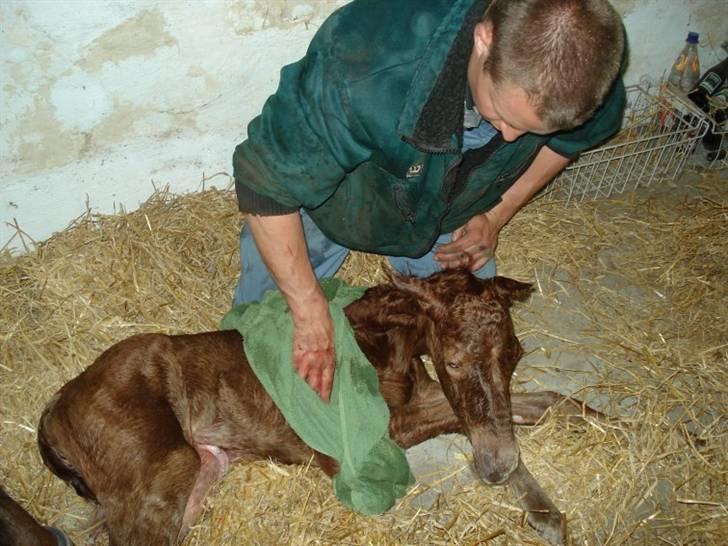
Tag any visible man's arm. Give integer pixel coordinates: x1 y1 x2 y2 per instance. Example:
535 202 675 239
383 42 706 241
246 212 336 402
487 146 571 229
435 146 570 270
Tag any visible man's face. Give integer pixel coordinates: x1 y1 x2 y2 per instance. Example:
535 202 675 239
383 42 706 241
469 70 553 142
468 22 553 142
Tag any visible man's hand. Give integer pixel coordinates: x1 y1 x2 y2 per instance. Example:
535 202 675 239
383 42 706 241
290 293 336 402
434 147 572 272
245 212 338 402
434 210 501 271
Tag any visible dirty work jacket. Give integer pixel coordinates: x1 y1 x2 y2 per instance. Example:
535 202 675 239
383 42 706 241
232 0 625 258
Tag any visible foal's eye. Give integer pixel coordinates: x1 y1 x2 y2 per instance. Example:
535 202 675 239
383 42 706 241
446 361 460 370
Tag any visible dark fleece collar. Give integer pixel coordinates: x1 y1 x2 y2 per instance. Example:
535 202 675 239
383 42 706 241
400 0 489 154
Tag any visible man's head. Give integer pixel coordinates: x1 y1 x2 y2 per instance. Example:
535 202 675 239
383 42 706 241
468 0 624 140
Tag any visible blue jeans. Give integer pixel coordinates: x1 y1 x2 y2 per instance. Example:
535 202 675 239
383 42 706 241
232 211 497 304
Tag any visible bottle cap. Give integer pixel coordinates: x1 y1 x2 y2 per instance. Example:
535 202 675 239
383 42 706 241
687 32 699 44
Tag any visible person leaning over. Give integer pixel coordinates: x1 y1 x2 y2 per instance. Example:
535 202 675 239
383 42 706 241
231 0 626 401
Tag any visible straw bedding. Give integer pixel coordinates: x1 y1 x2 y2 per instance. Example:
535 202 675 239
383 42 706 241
0 170 725 545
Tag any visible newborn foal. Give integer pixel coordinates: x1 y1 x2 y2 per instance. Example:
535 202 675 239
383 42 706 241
39 271 584 545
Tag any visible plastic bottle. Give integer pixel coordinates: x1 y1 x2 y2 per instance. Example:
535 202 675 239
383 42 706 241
686 56 728 112
668 32 701 92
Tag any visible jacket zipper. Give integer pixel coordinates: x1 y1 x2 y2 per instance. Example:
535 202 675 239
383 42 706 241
427 153 465 250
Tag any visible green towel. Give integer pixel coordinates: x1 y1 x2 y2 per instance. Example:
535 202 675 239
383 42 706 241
220 278 414 515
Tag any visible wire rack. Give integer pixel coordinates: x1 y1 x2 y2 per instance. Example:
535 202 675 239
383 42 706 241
543 85 710 204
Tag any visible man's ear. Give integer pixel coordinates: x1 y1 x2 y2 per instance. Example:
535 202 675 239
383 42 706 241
473 21 493 59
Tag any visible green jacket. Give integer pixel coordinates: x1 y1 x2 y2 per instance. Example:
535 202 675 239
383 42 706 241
233 0 625 257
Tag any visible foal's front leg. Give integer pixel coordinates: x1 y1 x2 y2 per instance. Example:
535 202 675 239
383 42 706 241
388 377 462 449
508 458 567 545
388 374 600 448
387 371 568 545
387 365 583 543
511 391 604 425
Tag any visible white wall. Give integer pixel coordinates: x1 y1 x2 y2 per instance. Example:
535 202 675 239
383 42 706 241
1 0 725 252
616 0 726 88
0 0 347 251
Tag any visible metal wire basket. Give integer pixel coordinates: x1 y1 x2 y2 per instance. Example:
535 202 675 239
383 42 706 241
543 85 710 204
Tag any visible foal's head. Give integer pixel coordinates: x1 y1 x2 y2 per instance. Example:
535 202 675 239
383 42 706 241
393 269 533 484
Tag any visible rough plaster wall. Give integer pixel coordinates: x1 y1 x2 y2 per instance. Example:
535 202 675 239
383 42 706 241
0 0 346 251
614 0 727 88
0 0 725 251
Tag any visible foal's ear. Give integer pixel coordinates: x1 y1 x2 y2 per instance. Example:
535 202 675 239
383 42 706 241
487 276 534 307
389 273 447 319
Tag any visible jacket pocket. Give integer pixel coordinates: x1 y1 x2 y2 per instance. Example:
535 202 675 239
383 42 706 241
492 141 543 189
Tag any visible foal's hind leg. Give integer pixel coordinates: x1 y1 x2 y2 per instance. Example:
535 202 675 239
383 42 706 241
101 444 202 546
510 391 603 425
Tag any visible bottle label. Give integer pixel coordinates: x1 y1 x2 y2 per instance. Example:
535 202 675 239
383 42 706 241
699 73 723 95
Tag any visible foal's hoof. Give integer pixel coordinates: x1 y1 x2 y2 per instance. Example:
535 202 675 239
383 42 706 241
526 509 566 545
45 526 75 546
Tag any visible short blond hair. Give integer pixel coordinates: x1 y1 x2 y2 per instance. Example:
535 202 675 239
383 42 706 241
483 0 625 130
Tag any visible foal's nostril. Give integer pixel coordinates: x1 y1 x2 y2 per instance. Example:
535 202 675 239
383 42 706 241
474 443 520 485
477 456 519 485
478 463 512 484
